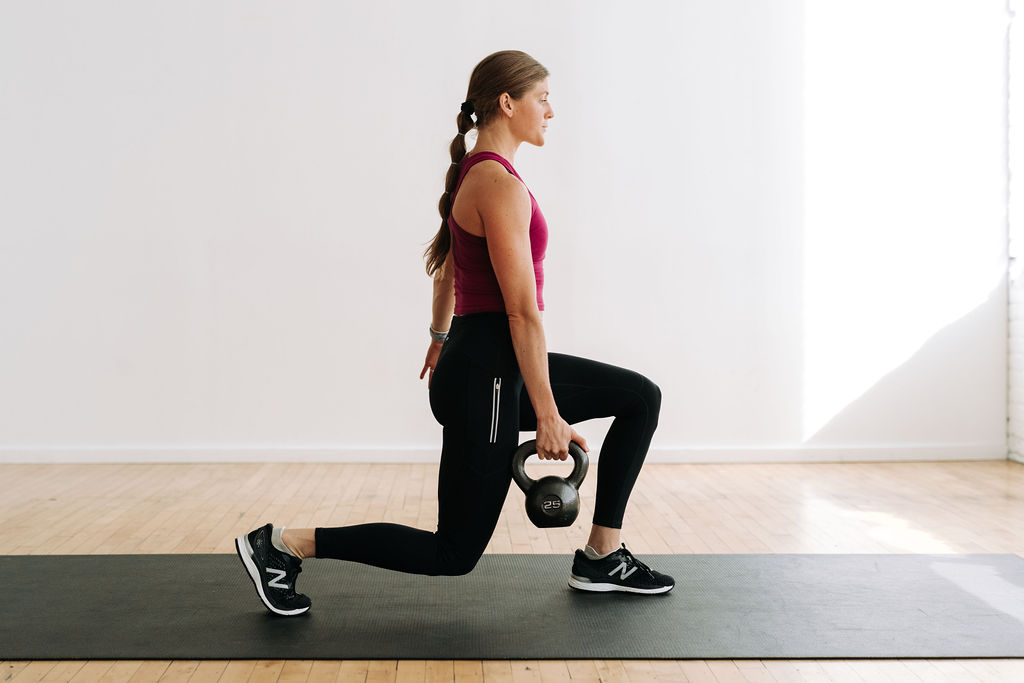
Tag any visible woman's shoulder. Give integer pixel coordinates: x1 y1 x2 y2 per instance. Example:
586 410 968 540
460 153 510 179
459 157 526 199
451 155 528 237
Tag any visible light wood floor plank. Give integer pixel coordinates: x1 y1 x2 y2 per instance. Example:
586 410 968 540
477 663 509 683
126 662 172 683
809 661 865 683
365 661 397 683
451 661 482 683
733 660 775 683
155 662 199 683
706 661 747 683
394 661 423 683
7 662 55 683
336 660 370 683
763 661 826 683
422 661 453 683
277 661 312 683
2 663 30 683
96 662 145 683
301 661 339 683
40 663 87 683
213 661 255 683
184 661 228 683
67 662 116 683
246 661 285 683
508 662 541 683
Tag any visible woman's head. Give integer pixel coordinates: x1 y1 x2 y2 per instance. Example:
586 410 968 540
461 50 551 135
424 50 551 276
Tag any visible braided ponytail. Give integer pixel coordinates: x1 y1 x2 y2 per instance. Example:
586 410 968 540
423 107 475 277
423 51 549 277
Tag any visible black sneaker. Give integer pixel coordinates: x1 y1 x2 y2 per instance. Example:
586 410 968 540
569 543 675 594
235 523 312 616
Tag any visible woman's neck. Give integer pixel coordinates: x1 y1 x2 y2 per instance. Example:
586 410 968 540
470 128 521 166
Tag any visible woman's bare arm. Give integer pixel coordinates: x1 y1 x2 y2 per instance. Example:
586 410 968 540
431 258 455 333
478 168 587 460
420 259 455 388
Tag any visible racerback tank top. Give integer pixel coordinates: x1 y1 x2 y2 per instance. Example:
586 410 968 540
447 152 547 315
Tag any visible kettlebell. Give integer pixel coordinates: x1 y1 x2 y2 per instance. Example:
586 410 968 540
511 439 589 528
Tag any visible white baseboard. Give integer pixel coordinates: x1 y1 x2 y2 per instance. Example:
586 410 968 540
644 443 1007 463
0 446 443 464
0 443 1008 464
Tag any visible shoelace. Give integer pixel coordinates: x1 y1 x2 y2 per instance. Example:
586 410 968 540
282 559 303 594
615 544 657 578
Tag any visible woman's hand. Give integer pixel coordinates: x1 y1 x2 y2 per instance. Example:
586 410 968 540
419 340 444 388
535 413 589 461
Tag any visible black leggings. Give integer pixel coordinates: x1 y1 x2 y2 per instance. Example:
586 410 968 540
315 311 661 575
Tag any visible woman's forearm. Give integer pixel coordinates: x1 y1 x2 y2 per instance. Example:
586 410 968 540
431 268 455 333
508 313 558 420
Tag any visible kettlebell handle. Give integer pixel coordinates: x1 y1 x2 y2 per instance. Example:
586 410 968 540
511 439 589 493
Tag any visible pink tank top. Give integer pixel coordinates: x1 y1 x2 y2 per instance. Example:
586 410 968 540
447 152 547 315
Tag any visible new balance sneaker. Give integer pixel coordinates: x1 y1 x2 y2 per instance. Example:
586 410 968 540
235 523 312 616
569 543 675 594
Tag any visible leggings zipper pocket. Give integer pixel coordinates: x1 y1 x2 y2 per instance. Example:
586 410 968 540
489 377 502 443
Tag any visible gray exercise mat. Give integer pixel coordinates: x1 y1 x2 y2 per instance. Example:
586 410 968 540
2 553 1024 660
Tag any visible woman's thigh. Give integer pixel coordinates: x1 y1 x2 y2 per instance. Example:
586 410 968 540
518 352 653 429
432 349 523 554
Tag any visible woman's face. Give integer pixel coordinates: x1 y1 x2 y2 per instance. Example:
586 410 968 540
511 78 554 146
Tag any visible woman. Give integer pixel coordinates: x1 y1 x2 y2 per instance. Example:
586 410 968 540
236 50 673 616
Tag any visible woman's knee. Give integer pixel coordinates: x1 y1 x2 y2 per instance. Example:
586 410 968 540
441 555 481 577
432 544 483 576
638 375 662 427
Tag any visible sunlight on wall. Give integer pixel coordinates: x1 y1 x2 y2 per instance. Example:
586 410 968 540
804 497 955 553
801 1 1009 440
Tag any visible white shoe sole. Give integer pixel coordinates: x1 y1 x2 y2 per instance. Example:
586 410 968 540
235 534 310 616
568 574 674 594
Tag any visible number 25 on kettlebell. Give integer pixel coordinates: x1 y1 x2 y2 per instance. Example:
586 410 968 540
511 440 589 528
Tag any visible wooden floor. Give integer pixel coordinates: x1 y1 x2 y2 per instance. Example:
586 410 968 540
2 459 1024 682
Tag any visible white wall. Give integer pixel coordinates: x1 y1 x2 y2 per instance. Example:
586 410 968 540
1010 0 1024 465
0 0 1009 463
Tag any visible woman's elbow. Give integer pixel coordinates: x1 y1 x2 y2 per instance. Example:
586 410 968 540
505 301 542 326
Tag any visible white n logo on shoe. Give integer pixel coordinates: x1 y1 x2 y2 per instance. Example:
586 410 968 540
608 561 637 580
266 567 290 589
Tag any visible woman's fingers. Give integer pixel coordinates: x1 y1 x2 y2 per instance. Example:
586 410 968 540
421 342 442 384
536 418 587 461
537 422 572 461
571 430 589 453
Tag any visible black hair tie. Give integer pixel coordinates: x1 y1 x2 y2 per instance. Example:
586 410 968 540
460 100 474 116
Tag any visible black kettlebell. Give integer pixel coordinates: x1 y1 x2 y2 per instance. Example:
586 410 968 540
511 439 589 528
